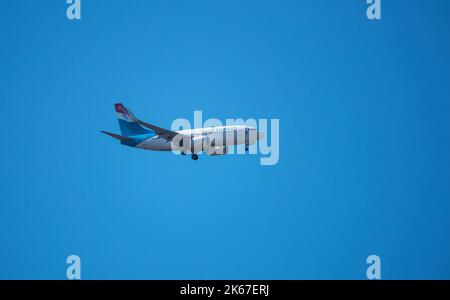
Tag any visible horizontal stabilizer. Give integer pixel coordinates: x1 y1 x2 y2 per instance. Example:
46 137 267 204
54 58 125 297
101 131 131 142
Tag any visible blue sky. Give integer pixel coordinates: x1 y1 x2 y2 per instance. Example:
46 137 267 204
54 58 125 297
0 0 449 279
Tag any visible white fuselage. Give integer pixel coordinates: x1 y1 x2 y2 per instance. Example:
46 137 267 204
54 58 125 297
135 125 263 152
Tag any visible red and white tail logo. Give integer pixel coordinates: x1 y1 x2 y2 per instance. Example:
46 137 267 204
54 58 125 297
115 103 134 121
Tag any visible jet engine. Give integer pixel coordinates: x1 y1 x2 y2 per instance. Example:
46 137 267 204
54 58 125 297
206 146 229 156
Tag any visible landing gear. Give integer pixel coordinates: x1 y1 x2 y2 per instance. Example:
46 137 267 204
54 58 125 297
245 144 249 152
191 154 199 161
181 151 186 156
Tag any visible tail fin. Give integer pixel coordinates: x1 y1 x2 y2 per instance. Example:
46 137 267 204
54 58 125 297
115 103 151 136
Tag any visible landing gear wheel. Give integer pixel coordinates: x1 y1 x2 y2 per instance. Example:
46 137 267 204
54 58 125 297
191 154 199 161
245 145 249 152
181 152 186 156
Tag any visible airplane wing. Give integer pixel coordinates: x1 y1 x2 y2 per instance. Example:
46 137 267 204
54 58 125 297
125 108 188 140
136 119 181 139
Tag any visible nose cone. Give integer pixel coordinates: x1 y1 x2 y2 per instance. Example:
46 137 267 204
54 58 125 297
257 131 265 140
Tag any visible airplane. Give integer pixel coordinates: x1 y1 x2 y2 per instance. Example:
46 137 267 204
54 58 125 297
101 103 265 160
